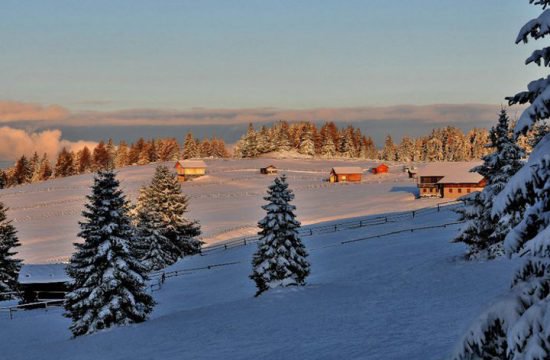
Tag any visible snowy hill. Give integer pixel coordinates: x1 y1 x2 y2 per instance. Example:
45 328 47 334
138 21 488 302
0 159 446 263
0 205 517 360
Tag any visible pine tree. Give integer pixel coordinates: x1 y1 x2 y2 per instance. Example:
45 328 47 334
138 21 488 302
0 201 22 300
135 166 202 264
13 155 33 184
453 109 525 259
299 127 315 156
64 170 154 337
115 141 130 168
250 175 310 296
93 141 111 171
134 186 173 272
106 138 116 169
76 146 93 174
29 152 40 183
381 135 397 161
37 153 52 181
182 132 198 159
55 147 75 178
242 123 258 158
454 2 550 357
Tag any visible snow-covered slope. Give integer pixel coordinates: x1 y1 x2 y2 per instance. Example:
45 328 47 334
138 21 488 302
0 206 517 360
0 159 444 263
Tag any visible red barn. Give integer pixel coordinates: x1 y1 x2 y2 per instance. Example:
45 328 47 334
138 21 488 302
372 164 389 174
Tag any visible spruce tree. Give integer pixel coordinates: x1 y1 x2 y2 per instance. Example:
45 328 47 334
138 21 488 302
182 132 198 159
453 109 525 259
0 202 22 300
64 170 154 337
250 175 310 296
135 165 202 264
134 186 173 271
454 1 550 357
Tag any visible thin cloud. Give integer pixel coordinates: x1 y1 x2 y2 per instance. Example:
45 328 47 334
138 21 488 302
0 100 523 127
0 101 69 122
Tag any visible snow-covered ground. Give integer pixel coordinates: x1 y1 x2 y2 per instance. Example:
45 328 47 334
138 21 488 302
0 205 516 360
0 159 457 263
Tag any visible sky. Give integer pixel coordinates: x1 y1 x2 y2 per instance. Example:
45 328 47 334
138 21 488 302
0 0 546 159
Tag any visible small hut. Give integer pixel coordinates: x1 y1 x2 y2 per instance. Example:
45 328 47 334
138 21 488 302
174 160 207 182
372 164 389 174
329 167 363 183
18 264 70 303
260 165 278 175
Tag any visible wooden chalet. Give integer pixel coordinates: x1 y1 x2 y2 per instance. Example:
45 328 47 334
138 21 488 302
437 174 486 199
417 164 486 198
18 264 70 303
174 160 207 182
329 167 363 183
260 165 278 175
372 164 389 174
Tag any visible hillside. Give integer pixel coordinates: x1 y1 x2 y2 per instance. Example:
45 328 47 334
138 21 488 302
0 204 516 360
0 159 461 263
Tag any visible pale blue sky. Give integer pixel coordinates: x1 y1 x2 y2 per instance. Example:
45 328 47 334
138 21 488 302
0 0 545 111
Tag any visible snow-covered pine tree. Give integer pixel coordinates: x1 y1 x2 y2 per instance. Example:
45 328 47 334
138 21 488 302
299 127 316 156
0 201 22 300
250 175 310 296
115 141 130 168
453 109 525 259
381 135 397 161
454 2 550 357
135 165 202 264
242 123 259 158
182 132 199 159
134 186 173 272
64 170 154 337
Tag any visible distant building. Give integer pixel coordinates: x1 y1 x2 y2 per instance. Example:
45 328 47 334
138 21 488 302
18 264 70 303
260 165 278 175
372 164 389 174
329 167 363 183
417 164 486 198
174 160 207 182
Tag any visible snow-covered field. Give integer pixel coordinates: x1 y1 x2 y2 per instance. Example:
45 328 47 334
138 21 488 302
0 204 516 360
0 159 458 263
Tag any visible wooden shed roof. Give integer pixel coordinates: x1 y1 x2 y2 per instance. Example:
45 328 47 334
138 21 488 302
18 264 70 285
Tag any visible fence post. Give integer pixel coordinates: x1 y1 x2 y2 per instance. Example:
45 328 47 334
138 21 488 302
334 225 337 232
310 229 313 236
9 308 13 320
437 204 440 212
412 211 415 218
385 217 388 223
244 239 247 246
360 220 363 227
224 244 227 250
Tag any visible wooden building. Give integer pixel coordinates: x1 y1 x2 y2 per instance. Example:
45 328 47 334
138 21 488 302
372 164 389 174
174 160 207 182
437 175 487 199
260 165 278 175
417 164 486 198
329 167 363 183
18 264 70 303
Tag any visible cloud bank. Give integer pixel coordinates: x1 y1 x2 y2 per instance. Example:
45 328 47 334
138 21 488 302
0 126 96 161
0 100 520 127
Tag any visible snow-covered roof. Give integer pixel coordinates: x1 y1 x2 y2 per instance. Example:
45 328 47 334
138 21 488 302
18 264 70 284
175 160 207 168
416 162 484 184
436 173 484 184
331 167 363 174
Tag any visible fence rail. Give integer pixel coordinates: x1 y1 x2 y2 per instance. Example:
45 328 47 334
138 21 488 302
201 200 462 254
0 299 64 320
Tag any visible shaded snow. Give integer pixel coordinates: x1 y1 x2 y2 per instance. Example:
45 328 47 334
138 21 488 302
0 207 517 360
